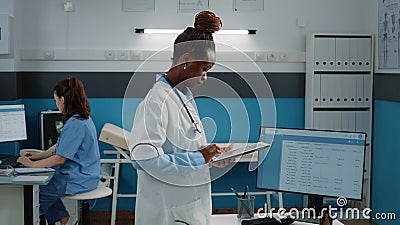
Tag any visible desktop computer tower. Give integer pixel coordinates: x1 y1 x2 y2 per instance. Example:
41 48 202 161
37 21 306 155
39 110 78 220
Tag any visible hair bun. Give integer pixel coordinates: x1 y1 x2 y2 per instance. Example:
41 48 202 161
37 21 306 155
194 11 222 33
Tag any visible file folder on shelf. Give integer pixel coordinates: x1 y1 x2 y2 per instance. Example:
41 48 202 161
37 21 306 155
341 111 356 132
320 74 329 107
314 38 325 70
349 38 359 70
333 74 342 106
356 75 364 106
313 74 321 106
328 38 336 70
363 75 372 106
359 38 372 70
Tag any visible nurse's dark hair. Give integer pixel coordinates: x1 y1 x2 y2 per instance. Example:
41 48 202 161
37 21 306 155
172 11 222 64
53 77 90 122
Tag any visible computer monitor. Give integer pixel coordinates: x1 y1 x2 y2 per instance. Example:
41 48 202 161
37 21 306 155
0 104 27 143
257 127 366 201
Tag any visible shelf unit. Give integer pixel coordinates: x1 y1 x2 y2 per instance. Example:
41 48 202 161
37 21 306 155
305 34 373 208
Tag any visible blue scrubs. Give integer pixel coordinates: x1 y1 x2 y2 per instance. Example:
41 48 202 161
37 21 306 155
40 115 101 224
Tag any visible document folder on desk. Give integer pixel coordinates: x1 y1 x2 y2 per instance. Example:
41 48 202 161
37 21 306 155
12 175 50 183
14 168 55 175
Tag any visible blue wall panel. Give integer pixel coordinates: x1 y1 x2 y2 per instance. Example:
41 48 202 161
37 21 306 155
372 100 400 224
7 97 305 211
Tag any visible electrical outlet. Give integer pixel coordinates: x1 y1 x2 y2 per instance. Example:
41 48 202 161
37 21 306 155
279 53 288 61
255 52 267 61
117 51 129 60
63 2 74 12
267 53 277 61
104 50 115 60
43 50 54 60
130 51 141 60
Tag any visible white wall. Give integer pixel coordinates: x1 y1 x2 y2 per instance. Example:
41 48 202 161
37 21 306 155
0 0 21 71
3 0 379 72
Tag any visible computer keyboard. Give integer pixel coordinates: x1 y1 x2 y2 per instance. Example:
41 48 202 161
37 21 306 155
242 217 281 225
241 217 295 225
0 154 19 167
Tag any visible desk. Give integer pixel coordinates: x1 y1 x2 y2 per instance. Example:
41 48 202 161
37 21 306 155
0 173 53 225
211 214 317 225
210 214 375 225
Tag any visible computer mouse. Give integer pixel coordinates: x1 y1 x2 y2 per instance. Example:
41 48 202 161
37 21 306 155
280 217 295 225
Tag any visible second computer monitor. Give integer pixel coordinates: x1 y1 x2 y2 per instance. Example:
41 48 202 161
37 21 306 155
0 104 27 143
257 127 366 200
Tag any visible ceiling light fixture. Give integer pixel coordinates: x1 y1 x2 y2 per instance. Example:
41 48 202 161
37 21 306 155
135 28 256 35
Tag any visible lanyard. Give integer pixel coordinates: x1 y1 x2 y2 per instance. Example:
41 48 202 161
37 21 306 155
162 74 202 134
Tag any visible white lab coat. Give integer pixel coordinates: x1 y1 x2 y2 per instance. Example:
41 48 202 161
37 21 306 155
129 78 212 225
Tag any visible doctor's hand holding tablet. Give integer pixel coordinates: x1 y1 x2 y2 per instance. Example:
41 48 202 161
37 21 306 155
199 143 235 167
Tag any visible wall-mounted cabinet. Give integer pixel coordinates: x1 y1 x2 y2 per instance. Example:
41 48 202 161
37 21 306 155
306 34 373 208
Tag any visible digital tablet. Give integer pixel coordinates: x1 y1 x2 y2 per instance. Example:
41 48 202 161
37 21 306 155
211 142 270 162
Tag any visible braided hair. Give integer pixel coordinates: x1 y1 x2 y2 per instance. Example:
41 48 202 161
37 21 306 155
173 11 222 64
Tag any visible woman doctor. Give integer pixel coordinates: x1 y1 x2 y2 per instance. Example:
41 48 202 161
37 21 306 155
129 11 233 225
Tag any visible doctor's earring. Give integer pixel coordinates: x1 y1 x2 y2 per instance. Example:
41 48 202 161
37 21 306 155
183 64 187 70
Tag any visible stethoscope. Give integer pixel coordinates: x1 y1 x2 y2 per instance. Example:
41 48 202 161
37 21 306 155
162 74 202 134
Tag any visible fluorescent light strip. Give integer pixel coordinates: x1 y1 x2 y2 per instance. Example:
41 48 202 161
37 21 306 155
144 29 183 34
135 28 256 35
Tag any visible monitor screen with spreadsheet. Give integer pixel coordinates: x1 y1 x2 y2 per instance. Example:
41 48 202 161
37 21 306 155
0 104 27 143
257 127 366 200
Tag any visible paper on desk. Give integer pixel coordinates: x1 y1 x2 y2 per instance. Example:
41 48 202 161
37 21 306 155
14 168 55 175
333 219 344 225
12 175 50 182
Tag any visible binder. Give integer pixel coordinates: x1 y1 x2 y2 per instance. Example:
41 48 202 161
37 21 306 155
332 111 342 130
319 111 328 130
340 111 348 131
313 111 320 129
326 111 341 130
333 74 342 106
341 74 350 106
314 38 325 70
320 111 341 130
355 111 370 134
313 74 321 106
356 74 364 106
320 74 329 107
342 38 350 70
363 75 372 107
349 38 358 70
341 111 356 132
328 38 336 70
335 38 344 70
356 110 371 145
320 38 329 70
327 75 336 106
359 38 372 70
348 75 357 107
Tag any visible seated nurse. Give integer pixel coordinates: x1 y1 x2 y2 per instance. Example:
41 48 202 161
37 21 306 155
17 77 101 225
